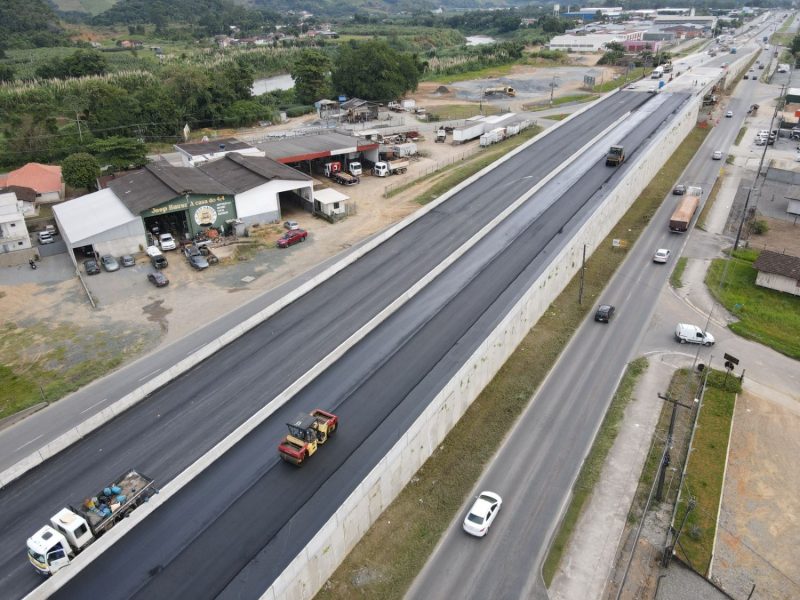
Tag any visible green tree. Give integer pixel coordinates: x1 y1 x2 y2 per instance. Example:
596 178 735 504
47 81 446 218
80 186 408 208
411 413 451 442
291 49 332 105
62 152 100 189
0 65 14 82
333 40 421 102
89 136 147 171
35 50 108 80
791 34 800 56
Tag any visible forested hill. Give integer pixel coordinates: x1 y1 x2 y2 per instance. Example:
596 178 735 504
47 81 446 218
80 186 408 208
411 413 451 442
1 0 71 49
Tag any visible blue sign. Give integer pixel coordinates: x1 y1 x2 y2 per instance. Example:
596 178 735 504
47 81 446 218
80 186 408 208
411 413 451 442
338 95 347 102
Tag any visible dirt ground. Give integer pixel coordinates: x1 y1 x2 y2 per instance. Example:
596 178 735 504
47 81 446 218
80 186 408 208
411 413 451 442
711 391 800 600
747 216 800 255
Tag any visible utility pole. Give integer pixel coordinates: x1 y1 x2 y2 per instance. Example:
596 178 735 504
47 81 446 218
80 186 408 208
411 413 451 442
662 496 696 567
656 392 694 502
549 75 559 106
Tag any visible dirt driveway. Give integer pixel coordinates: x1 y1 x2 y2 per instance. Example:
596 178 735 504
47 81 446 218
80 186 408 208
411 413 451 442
711 390 800 599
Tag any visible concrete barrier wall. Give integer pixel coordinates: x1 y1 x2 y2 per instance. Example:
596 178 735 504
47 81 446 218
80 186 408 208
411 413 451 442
264 94 702 599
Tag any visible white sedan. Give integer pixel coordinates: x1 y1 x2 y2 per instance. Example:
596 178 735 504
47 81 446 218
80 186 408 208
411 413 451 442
712 150 723 160
462 491 502 537
653 248 671 263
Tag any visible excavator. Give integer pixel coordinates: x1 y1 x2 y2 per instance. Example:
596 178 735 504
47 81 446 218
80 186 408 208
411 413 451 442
278 409 338 465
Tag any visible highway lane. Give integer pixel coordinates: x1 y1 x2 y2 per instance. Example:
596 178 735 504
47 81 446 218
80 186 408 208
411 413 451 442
407 51 769 599
52 93 691 598
1 92 653 598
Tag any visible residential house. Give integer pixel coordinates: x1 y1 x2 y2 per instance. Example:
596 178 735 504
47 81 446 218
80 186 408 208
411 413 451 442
752 250 800 297
0 163 64 203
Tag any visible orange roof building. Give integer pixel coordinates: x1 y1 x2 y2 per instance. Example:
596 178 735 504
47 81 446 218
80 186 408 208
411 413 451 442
0 163 64 202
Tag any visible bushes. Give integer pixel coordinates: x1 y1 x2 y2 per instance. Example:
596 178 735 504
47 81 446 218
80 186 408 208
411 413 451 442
283 105 314 118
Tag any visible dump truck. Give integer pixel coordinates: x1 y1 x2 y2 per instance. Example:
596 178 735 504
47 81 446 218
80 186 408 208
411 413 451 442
669 186 702 232
27 469 156 576
484 86 516 97
606 145 625 167
372 159 409 176
278 409 338 465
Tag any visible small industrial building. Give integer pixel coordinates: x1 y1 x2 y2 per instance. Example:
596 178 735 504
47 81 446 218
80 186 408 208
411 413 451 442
549 34 627 52
52 156 315 268
257 132 379 177
174 137 263 167
752 250 800 297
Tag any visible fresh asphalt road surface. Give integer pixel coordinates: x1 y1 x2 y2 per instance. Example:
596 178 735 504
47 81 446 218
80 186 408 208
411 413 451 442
46 92 691 599
407 53 769 599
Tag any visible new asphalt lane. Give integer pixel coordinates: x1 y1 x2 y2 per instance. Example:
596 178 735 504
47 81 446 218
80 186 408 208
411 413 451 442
2 91 679 599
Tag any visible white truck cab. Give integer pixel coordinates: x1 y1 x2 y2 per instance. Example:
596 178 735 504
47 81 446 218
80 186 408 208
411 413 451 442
348 162 362 176
27 507 95 576
372 162 389 177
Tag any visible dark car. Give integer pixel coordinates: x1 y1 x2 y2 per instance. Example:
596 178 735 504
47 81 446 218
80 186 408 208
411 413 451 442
120 255 135 267
147 272 169 287
150 255 168 269
594 304 615 323
277 229 308 248
184 245 209 270
672 184 686 195
83 258 101 275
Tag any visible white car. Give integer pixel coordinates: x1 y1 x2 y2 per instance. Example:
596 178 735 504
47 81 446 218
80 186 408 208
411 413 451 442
653 248 671 263
159 233 177 251
462 491 502 537
712 150 723 160
146 245 164 258
725 110 733 118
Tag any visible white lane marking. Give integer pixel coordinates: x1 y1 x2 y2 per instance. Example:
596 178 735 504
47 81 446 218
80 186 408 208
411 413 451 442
80 398 110 415
15 434 43 452
138 369 161 382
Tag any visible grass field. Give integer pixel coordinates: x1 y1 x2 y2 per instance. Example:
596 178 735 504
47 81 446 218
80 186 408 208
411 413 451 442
423 63 517 84
706 250 800 359
317 125 711 599
426 103 501 120
673 370 738 575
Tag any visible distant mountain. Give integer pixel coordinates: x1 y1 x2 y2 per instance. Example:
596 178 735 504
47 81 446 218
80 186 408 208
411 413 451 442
1 0 72 48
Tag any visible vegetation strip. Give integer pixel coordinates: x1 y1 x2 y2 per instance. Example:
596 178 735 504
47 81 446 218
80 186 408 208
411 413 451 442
706 250 800 360
316 126 710 599
541 357 648 585
670 257 688 289
673 371 739 575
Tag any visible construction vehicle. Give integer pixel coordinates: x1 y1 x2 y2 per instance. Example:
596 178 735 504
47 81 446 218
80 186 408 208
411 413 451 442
605 145 625 167
373 159 409 177
669 186 702 232
435 128 447 143
484 86 516 97
278 409 338 465
27 470 156 576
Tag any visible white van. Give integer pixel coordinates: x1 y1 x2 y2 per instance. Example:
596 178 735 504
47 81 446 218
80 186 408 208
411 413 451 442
675 323 715 346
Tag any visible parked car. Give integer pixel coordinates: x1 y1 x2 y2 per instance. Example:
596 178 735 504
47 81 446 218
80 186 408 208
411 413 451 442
755 137 767 146
283 220 300 230
159 233 177 251
150 255 168 269
712 150 723 160
277 229 308 248
83 258 100 275
147 272 169 287
594 304 615 323
462 491 502 537
100 255 120 272
38 231 55 244
120 255 135 267
653 248 671 263
672 184 686 195
184 244 209 270
675 323 715 346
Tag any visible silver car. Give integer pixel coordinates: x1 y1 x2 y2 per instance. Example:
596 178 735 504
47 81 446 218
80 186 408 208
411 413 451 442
100 255 120 272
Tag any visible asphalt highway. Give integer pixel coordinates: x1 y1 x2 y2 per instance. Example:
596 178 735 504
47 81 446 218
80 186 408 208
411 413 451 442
408 39 779 599
46 92 691 599
1 92 673 599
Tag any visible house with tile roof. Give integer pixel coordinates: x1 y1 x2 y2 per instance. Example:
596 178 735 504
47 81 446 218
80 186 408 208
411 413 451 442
0 163 64 203
752 250 800 297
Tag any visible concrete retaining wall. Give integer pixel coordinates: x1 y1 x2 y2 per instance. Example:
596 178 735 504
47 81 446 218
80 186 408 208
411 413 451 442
264 94 702 599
